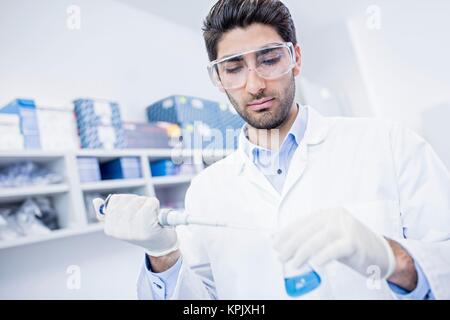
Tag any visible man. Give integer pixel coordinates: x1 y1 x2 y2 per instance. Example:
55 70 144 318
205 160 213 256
95 0 450 299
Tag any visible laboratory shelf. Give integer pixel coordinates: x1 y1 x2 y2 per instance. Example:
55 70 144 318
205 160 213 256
151 175 195 186
0 184 70 202
0 148 231 250
80 179 147 192
0 223 104 250
75 148 193 159
0 151 64 164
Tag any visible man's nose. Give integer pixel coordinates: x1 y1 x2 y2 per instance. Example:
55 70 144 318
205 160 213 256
245 69 266 95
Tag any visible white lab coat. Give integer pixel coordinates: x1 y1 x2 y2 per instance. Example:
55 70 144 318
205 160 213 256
137 106 450 299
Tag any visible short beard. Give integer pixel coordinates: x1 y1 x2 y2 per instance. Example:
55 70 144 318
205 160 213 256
226 76 296 130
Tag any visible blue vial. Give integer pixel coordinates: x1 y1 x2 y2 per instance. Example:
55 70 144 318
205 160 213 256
284 264 321 297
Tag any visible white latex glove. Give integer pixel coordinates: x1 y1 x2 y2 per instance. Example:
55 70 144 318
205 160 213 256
273 208 396 279
93 194 178 257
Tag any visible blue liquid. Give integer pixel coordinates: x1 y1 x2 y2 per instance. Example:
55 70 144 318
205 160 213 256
284 270 321 297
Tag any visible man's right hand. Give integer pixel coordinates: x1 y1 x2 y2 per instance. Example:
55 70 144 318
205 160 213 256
93 194 179 258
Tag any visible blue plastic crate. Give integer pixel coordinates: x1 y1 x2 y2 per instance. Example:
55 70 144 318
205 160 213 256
147 96 244 150
74 99 122 126
146 95 221 127
78 125 125 149
73 99 125 149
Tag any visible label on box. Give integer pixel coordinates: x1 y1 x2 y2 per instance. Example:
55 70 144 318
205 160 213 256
97 126 116 140
191 99 204 109
177 96 188 105
94 101 112 125
162 99 174 109
219 103 228 112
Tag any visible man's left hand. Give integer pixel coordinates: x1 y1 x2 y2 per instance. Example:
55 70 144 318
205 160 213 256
273 208 397 280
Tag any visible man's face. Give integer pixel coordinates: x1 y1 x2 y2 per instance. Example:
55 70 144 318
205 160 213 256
216 23 301 129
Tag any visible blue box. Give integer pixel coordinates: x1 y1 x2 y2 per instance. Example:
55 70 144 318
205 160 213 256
147 96 244 150
74 99 123 126
77 157 101 183
77 125 125 149
146 95 221 126
150 160 179 177
218 103 245 130
74 99 125 149
100 157 142 180
1 99 41 149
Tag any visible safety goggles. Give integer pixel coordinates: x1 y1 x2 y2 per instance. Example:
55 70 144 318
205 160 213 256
208 42 295 90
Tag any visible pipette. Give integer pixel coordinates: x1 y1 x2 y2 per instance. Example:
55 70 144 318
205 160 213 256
95 195 265 231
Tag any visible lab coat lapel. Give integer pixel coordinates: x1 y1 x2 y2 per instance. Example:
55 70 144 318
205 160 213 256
137 266 154 300
281 106 333 199
235 148 281 201
235 127 280 201
281 142 308 199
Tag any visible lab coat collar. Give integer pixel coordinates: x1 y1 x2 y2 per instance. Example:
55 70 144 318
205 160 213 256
301 105 332 145
233 105 333 199
236 105 331 166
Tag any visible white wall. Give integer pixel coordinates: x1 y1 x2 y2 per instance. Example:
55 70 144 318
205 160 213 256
0 233 143 299
347 0 450 168
0 0 225 121
298 21 375 117
0 0 224 299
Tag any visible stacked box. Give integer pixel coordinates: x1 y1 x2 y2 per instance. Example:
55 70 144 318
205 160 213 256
0 99 41 149
150 160 179 177
146 95 244 150
100 157 142 180
0 113 24 150
77 157 101 183
123 122 172 149
37 107 79 150
74 99 125 149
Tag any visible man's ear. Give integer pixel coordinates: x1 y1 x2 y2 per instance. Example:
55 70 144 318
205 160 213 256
293 44 302 77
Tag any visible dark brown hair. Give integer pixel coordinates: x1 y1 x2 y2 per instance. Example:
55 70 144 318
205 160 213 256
202 0 297 61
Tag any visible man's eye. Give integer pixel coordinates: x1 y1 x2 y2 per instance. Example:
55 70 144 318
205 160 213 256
261 56 281 65
225 66 243 74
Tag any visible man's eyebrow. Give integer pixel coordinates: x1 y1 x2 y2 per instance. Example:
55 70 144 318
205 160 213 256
256 47 279 57
224 56 244 63
218 42 283 60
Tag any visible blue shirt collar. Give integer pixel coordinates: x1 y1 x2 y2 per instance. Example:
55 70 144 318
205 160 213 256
241 104 307 159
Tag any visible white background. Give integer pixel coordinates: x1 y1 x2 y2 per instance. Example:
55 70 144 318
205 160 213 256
0 0 449 299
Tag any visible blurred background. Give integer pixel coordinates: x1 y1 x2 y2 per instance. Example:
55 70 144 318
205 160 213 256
0 0 449 299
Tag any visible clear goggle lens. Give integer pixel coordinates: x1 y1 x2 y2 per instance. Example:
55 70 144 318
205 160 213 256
208 42 295 90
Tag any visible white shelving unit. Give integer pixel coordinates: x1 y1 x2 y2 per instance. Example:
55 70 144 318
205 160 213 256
0 148 232 250
151 175 194 186
0 184 70 202
0 223 104 250
80 178 147 192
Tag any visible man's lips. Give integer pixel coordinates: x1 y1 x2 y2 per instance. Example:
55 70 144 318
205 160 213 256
247 97 275 111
